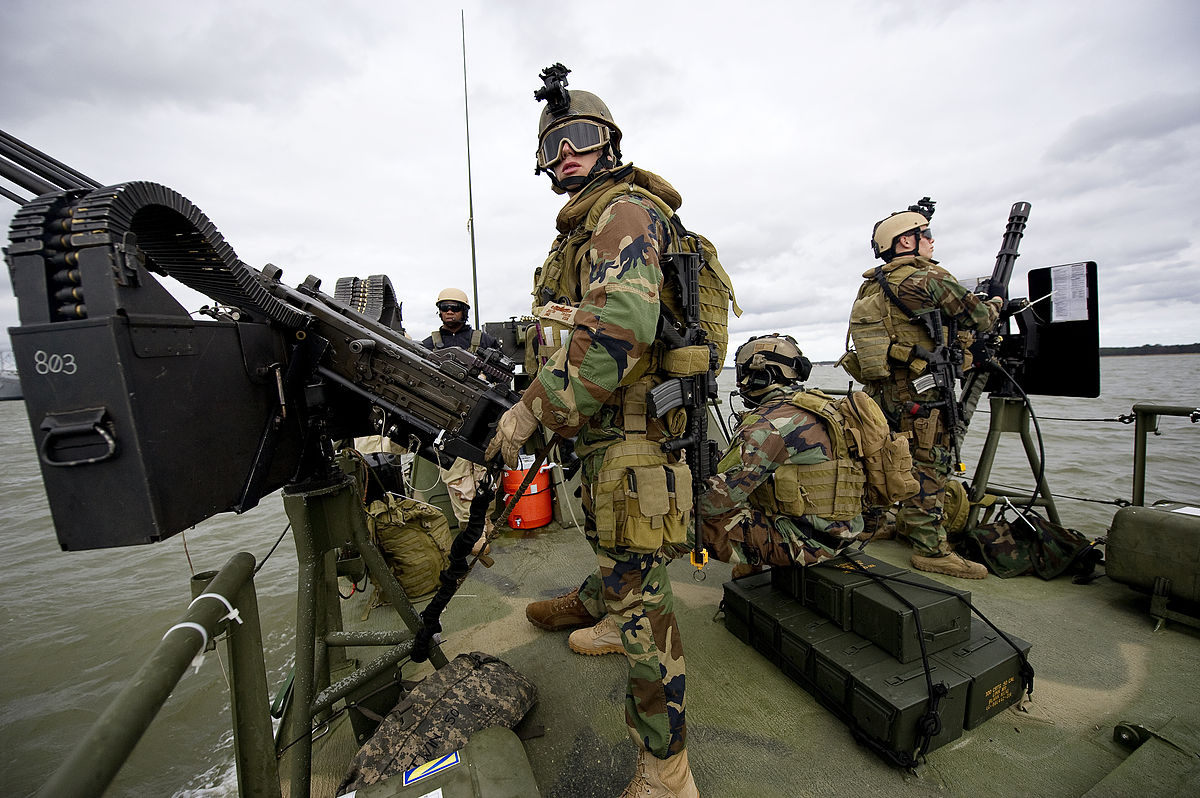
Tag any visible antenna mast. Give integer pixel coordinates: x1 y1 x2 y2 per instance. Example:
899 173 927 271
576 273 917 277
461 11 481 319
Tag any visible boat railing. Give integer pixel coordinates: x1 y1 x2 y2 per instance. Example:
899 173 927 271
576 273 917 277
1130 403 1200 506
35 552 282 798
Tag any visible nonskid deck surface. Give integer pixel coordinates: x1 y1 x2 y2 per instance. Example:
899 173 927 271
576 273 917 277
329 525 1200 798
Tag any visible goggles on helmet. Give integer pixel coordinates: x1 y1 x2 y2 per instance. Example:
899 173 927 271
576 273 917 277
537 120 611 169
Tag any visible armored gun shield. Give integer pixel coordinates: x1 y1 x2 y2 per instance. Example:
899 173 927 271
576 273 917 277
5 181 515 551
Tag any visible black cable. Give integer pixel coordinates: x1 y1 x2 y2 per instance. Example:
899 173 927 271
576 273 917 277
255 523 292 574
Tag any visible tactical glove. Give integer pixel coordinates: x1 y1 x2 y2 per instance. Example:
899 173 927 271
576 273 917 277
484 401 539 469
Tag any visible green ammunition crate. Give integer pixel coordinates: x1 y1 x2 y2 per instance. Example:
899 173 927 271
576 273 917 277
810 631 896 710
749 584 808 664
778 607 842 688
721 571 773 644
356 725 541 797
770 563 804 598
804 553 908 630
850 576 971 663
849 656 969 756
933 619 1032 729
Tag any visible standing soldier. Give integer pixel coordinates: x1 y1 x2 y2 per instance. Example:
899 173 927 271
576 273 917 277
844 204 1001 579
422 289 500 534
486 64 733 797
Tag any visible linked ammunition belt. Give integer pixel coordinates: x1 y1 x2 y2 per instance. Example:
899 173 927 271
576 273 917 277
8 181 310 328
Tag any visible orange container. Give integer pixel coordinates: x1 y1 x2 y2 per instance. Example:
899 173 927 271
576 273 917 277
502 464 553 529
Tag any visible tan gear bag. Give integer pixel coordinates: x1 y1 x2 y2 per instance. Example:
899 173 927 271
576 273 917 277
365 495 454 600
835 391 921 507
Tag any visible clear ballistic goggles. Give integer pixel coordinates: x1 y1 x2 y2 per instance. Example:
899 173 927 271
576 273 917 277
537 120 610 169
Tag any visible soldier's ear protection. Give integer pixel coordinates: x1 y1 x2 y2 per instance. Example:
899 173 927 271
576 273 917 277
735 334 812 391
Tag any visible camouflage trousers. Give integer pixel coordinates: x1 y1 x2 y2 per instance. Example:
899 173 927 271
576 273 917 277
867 377 953 556
700 508 862 567
574 541 687 759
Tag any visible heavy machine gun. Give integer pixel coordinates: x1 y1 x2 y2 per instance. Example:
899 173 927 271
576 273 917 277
1 130 518 552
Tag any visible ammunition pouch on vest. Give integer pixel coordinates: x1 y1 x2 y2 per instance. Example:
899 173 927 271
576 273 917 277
591 438 692 553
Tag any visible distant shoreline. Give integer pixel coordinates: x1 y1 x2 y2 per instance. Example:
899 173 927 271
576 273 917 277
1097 343 1200 357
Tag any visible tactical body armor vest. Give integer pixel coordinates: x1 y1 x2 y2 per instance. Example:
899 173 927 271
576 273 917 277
747 390 864 522
842 256 944 382
430 329 484 353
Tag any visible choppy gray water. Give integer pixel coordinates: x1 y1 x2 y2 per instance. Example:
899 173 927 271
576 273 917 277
0 355 1196 796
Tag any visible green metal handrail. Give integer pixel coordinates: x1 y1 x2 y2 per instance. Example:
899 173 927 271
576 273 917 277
1131 403 1200 506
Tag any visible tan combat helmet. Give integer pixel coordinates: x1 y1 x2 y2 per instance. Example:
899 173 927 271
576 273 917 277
436 287 470 308
871 210 929 261
534 63 622 191
734 333 813 404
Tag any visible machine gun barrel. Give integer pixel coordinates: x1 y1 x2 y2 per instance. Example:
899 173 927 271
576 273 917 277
958 201 1031 433
0 128 101 202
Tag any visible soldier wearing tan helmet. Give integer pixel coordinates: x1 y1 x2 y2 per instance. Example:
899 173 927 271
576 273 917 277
421 288 499 354
421 288 500 537
844 202 1002 579
484 63 734 798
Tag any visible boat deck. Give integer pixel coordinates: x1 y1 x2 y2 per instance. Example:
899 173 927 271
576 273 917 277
314 521 1200 798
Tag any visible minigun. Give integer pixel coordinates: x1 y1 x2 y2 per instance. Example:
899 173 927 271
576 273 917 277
1 130 518 552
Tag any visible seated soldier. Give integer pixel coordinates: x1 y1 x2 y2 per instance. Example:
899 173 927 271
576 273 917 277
699 334 867 572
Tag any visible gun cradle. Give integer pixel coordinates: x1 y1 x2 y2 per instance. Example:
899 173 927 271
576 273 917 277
5 181 515 550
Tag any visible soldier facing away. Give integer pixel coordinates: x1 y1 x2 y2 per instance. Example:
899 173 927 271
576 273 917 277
486 65 716 797
697 334 868 571
845 205 1002 579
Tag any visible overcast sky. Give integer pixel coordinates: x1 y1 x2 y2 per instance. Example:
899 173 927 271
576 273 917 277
2 0 1198 362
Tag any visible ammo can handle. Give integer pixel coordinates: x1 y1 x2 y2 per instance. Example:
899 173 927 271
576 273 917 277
39 408 118 467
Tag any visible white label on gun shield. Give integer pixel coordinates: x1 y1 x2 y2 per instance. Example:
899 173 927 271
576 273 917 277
1050 263 1088 322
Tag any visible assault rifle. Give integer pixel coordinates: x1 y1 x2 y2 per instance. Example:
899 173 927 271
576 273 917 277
956 201 1031 437
648 236 720 574
1 130 518 552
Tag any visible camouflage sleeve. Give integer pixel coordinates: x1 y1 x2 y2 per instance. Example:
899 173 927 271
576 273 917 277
698 403 832 518
924 264 1002 332
523 195 665 436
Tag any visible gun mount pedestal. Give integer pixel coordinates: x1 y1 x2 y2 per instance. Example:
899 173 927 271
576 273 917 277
279 472 447 798
965 396 1060 531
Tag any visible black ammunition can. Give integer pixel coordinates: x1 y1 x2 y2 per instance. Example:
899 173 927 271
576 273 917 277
850 575 971 663
721 571 772 644
933 619 1032 729
804 553 907 630
778 607 842 689
849 656 970 756
811 631 896 711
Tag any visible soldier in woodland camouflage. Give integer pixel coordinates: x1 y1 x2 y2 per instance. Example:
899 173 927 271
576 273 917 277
850 208 1002 579
485 65 702 798
698 335 865 571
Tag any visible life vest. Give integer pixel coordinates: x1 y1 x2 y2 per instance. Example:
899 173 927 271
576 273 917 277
840 256 944 382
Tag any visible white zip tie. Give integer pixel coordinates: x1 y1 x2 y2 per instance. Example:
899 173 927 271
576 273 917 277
188 592 243 624
163 622 210 673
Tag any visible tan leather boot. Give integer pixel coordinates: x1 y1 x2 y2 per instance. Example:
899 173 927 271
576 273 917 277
525 588 596 631
568 615 624 656
911 551 987 579
618 748 699 798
